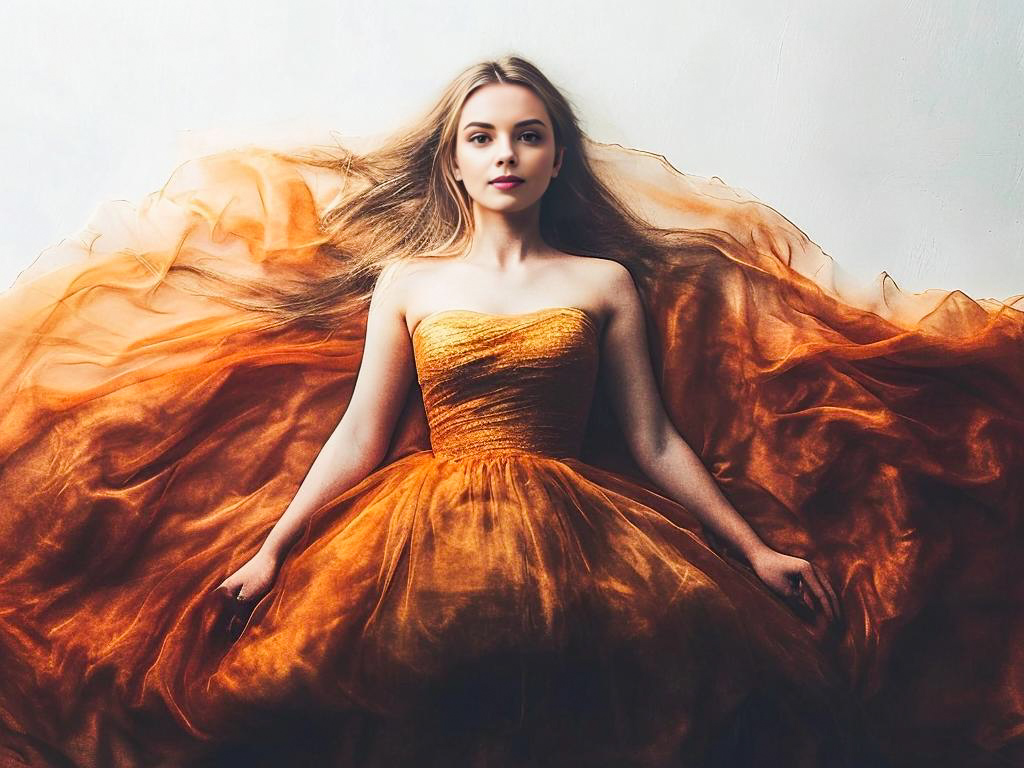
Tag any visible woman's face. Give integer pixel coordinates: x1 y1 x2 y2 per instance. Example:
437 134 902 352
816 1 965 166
453 83 564 213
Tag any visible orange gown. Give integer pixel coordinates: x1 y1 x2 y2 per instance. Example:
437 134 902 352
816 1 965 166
0 141 1020 767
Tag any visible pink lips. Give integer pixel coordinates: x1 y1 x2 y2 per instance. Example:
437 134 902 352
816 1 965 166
490 179 523 190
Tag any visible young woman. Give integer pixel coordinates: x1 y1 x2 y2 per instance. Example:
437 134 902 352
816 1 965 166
1 55 1020 767
215 73 839 630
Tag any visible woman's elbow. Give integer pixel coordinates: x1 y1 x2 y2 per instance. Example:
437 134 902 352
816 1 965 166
629 417 677 470
333 413 391 470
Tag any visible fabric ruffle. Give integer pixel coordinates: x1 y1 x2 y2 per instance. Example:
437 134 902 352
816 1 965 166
0 138 1020 767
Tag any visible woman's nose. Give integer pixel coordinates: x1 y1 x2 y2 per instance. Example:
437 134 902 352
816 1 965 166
496 140 517 162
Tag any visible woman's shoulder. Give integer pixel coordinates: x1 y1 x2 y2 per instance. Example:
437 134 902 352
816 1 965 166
553 253 631 293
568 253 628 277
384 256 456 279
377 257 450 288
374 257 458 316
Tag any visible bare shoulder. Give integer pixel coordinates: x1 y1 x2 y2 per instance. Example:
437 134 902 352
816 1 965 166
373 257 447 305
589 256 633 287
376 257 439 287
604 260 640 308
374 257 461 335
559 254 637 314
560 252 631 284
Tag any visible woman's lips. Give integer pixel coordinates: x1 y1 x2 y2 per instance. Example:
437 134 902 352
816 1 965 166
490 180 524 190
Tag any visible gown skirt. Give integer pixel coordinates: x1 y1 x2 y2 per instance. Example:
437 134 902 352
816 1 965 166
0 138 1021 767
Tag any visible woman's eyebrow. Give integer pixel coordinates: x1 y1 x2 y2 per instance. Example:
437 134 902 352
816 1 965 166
462 119 547 131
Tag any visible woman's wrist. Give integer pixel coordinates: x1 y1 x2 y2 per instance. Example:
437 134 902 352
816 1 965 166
257 540 288 567
738 538 774 566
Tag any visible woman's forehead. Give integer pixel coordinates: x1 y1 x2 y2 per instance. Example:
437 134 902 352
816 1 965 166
459 83 547 126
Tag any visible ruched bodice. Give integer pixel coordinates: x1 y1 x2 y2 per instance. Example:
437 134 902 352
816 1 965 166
412 306 600 460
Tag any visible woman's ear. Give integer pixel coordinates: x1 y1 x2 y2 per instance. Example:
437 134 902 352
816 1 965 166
552 146 565 178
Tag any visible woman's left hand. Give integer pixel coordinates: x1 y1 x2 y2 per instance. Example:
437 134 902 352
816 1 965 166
748 548 840 623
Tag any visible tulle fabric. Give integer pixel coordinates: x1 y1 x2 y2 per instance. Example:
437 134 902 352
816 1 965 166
0 137 1020 767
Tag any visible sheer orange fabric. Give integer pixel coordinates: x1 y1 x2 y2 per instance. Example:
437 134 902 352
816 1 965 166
0 139 1020 767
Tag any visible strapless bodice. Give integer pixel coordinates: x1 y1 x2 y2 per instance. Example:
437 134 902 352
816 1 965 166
411 307 600 460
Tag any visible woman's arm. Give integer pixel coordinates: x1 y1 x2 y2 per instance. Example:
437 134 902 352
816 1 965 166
596 261 840 622
255 408 391 565
215 261 416 608
639 433 769 562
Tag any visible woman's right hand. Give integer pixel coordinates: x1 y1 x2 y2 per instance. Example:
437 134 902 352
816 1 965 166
748 547 839 624
214 549 281 631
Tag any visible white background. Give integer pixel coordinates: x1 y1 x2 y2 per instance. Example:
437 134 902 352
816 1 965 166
1 0 1021 299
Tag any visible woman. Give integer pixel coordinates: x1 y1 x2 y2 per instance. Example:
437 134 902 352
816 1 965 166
0 55 1020 767
215 69 839 630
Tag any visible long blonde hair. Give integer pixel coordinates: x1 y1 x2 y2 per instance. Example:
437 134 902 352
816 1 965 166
184 54 721 329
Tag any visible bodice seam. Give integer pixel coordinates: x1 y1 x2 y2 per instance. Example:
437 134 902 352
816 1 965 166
410 305 598 341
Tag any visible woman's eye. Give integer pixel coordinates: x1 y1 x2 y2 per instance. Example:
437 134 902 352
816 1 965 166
468 132 542 144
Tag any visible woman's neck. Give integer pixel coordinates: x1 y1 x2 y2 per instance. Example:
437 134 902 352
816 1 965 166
464 202 548 271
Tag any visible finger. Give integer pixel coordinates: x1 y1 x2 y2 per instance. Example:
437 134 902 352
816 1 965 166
800 579 816 614
810 563 838 620
803 567 833 621
786 575 803 601
227 613 244 641
213 584 250 617
800 567 826 617
788 574 812 611
213 584 236 600
813 564 841 620
788 575 807 602
813 563 839 621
